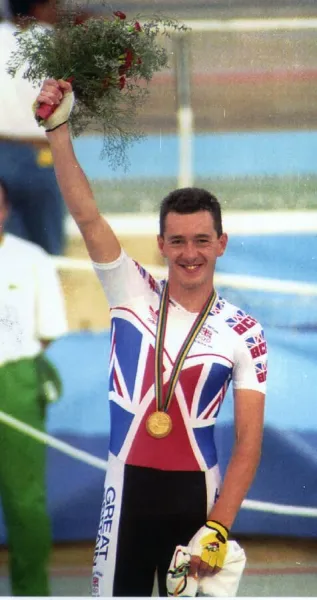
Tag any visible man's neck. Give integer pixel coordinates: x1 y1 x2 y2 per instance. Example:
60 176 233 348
168 282 215 313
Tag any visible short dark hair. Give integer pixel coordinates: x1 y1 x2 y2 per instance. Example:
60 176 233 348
8 0 49 18
159 187 223 237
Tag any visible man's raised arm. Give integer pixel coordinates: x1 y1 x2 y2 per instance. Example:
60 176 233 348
36 78 121 263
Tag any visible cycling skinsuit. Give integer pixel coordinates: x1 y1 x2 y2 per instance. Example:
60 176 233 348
91 251 267 596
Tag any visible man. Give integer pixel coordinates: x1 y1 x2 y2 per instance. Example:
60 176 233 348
0 0 65 255
35 79 267 597
0 177 68 595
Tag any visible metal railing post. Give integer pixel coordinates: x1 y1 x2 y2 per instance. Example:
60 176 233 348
173 32 194 188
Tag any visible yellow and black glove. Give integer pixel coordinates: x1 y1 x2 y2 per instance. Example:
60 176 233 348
188 519 229 574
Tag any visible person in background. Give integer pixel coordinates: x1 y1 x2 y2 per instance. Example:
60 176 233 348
0 177 68 595
0 0 65 255
35 79 267 597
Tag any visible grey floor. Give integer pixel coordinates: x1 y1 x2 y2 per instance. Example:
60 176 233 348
1 565 317 597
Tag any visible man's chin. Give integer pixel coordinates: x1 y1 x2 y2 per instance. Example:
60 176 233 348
179 278 204 291
169 268 208 291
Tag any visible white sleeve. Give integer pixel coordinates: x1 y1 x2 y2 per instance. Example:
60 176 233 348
34 251 68 340
92 250 161 307
232 321 268 394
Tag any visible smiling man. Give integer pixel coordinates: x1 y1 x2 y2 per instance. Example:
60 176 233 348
35 79 267 597
157 192 227 306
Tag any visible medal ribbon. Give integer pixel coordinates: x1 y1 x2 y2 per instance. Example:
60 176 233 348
155 282 217 413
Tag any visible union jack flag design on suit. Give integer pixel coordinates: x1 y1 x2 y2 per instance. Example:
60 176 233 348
94 251 268 473
109 310 232 471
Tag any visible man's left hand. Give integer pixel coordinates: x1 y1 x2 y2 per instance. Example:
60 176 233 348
188 520 228 577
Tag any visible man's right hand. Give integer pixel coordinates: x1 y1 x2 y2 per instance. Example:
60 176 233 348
35 78 75 132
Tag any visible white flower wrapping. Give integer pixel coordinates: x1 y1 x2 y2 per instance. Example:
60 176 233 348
35 89 75 131
166 540 246 597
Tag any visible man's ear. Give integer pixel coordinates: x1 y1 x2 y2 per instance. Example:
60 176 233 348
217 233 228 257
157 234 165 257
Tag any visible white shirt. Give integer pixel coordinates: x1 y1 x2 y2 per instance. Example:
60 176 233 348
0 21 46 139
0 233 67 364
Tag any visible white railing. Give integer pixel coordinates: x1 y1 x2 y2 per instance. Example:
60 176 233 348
177 18 317 32
54 253 317 297
66 211 317 238
1 409 316 518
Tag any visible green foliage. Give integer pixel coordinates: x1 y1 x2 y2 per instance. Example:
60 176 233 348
7 10 187 168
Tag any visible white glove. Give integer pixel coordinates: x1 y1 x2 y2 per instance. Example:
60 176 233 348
166 541 246 597
35 89 75 131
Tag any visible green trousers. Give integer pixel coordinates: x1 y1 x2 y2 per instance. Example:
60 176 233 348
0 357 51 596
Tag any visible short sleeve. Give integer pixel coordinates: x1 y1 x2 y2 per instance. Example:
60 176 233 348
92 250 161 307
232 322 268 394
34 250 68 340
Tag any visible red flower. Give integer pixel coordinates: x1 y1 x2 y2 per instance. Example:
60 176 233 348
137 57 142 65
124 49 133 69
118 75 126 90
113 10 126 20
73 11 91 25
134 21 142 32
119 49 134 75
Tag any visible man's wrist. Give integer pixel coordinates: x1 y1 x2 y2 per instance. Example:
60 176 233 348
46 123 71 145
46 120 68 133
206 520 229 541
46 122 69 135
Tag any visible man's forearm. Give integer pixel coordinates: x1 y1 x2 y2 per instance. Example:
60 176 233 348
208 440 262 530
46 124 100 226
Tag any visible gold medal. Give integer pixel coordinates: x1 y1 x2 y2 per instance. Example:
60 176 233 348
146 411 172 438
151 284 216 443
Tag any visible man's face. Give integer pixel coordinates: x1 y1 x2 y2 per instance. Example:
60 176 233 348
157 210 228 293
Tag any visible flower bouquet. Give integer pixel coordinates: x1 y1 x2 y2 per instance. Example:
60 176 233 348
7 8 187 167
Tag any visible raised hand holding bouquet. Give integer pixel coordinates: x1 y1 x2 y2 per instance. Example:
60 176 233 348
37 78 75 132
7 9 186 167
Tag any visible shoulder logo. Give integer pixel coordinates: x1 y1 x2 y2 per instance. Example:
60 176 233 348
148 305 159 325
245 330 267 359
133 260 146 279
226 309 257 335
133 260 160 293
255 360 268 383
210 297 225 315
